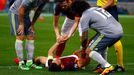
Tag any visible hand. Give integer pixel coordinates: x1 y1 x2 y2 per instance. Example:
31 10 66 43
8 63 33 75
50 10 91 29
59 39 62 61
29 25 34 33
17 24 24 35
57 35 68 44
56 35 62 43
56 34 64 43
62 34 69 41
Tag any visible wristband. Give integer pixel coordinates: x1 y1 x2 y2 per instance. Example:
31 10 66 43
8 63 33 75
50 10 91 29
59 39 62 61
48 56 53 60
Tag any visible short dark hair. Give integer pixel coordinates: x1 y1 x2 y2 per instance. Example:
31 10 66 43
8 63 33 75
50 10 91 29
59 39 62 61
48 59 53 66
48 63 61 71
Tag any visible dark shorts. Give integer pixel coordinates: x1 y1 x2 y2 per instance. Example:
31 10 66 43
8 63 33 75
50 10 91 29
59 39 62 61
88 33 122 53
107 5 118 21
8 11 34 36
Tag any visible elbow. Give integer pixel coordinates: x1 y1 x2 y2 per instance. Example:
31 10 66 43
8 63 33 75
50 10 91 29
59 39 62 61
18 5 25 16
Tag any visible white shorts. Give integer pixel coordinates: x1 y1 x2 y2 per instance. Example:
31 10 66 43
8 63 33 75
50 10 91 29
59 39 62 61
61 17 74 35
78 22 82 36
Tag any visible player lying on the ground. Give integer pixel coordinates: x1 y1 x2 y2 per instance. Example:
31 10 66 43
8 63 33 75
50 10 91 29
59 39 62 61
14 49 90 71
45 42 90 71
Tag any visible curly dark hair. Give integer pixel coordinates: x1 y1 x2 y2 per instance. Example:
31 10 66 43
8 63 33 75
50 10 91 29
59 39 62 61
48 63 61 71
71 0 91 16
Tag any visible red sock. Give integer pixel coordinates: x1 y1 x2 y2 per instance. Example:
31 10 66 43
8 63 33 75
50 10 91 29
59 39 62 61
55 43 66 58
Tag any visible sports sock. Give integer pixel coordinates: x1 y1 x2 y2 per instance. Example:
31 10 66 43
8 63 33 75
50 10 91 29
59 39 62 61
15 40 23 61
55 42 66 58
114 40 124 68
89 51 111 68
19 61 25 66
25 40 34 60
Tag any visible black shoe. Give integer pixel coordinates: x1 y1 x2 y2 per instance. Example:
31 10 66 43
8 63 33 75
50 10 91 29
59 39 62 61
113 65 125 72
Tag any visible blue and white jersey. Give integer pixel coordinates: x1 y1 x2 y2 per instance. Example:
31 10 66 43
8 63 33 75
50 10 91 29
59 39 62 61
78 7 123 38
9 0 47 15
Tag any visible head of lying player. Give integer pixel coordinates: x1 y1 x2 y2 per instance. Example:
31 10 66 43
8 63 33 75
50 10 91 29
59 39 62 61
48 58 77 71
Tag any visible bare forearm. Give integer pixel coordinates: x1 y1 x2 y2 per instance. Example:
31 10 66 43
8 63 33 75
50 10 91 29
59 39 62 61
31 4 45 25
48 42 59 56
68 17 80 38
81 31 88 50
54 26 60 37
54 16 60 37
68 22 78 37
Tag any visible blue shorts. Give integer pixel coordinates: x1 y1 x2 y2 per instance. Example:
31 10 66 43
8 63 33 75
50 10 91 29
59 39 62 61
107 5 118 21
8 11 34 36
88 33 122 53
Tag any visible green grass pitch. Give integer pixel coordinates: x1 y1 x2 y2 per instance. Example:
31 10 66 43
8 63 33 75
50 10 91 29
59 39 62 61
0 15 134 75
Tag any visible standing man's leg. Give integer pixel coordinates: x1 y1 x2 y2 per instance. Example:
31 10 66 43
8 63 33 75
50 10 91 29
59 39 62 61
86 34 122 75
8 11 29 70
24 17 42 69
114 40 125 70
107 6 125 71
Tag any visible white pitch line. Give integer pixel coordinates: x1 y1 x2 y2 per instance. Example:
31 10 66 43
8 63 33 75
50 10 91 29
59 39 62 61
0 66 18 68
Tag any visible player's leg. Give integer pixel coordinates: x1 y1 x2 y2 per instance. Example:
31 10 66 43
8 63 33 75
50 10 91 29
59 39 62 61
25 35 42 69
55 17 75 57
55 43 66 58
25 17 42 69
114 40 125 71
88 50 114 75
25 39 34 66
87 34 118 75
107 7 125 71
15 38 30 70
93 48 108 74
101 36 123 75
8 11 29 70
88 34 111 67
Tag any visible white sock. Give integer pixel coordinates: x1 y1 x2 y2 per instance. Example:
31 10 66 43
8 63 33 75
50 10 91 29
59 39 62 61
19 61 24 66
15 40 23 61
89 51 111 68
27 60 33 63
25 40 34 60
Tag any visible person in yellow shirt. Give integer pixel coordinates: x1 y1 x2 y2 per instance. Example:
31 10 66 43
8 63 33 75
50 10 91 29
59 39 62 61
96 0 125 72
97 0 118 20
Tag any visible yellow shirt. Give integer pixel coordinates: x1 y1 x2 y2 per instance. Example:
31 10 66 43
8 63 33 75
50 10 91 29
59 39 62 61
97 0 117 7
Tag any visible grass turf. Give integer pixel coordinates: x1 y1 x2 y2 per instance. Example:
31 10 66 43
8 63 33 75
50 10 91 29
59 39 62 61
0 15 134 75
